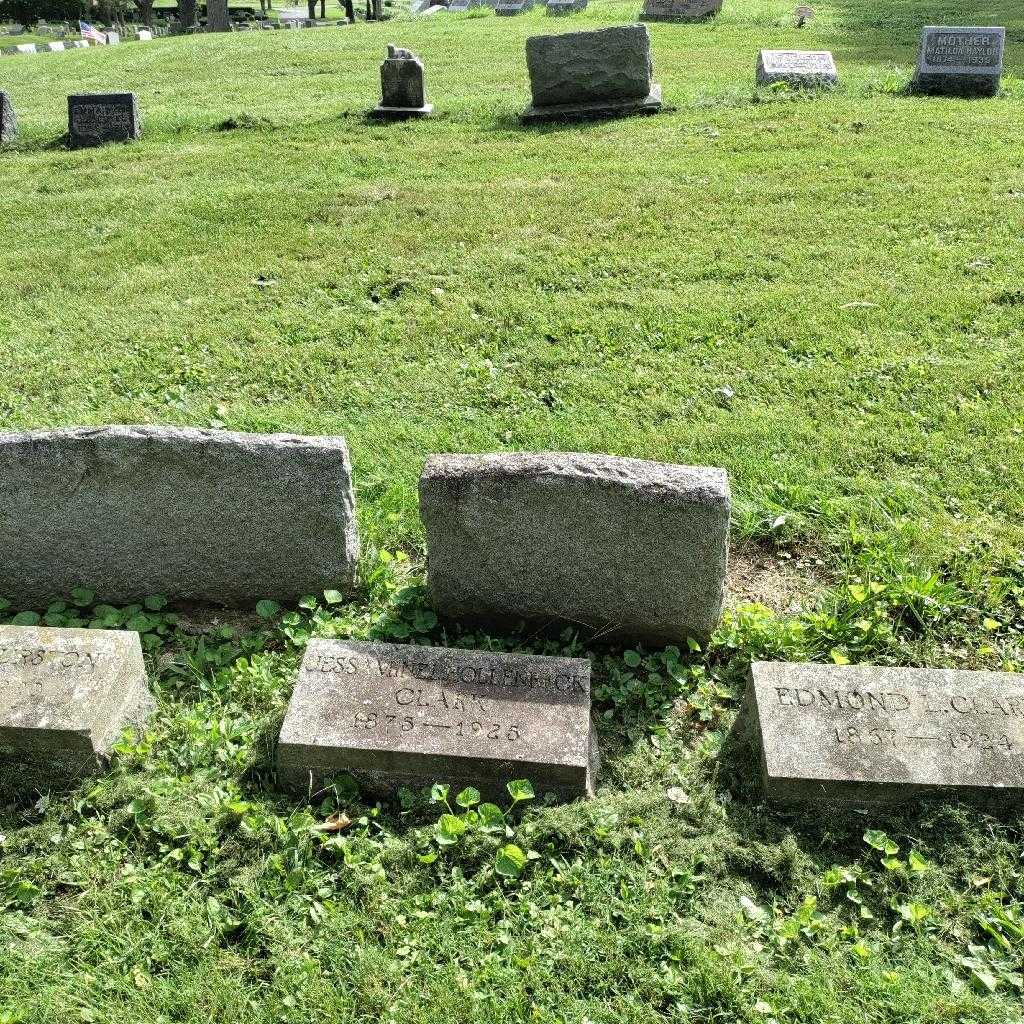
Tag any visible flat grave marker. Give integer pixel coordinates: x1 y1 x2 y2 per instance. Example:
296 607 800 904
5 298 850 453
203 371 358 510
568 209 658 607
913 26 1004 97
756 49 838 88
278 639 598 800
747 661 1024 802
0 624 154 792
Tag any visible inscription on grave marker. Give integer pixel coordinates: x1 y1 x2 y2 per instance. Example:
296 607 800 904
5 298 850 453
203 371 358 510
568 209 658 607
67 92 141 148
278 640 598 800
747 661 1024 802
756 49 838 87
913 25 1004 97
0 624 155 792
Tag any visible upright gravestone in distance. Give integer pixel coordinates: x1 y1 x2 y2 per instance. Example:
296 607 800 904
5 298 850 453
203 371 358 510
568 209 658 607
370 44 433 118
496 0 532 15
521 24 663 122
278 639 598 800
420 453 730 646
0 92 16 144
67 93 141 148
747 661 1024 803
642 0 720 22
546 0 586 16
912 26 1004 97
0 426 360 606
0 625 154 793
756 49 838 88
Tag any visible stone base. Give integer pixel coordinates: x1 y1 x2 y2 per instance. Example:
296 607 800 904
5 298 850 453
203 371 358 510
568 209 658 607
521 84 662 124
368 103 433 120
912 72 1000 98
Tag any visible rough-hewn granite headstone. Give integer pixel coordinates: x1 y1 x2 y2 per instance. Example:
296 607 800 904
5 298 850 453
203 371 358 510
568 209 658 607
370 44 432 118
420 452 729 646
912 26 1004 97
67 93 141 147
0 92 15 143
522 24 662 122
0 624 154 792
546 0 586 16
756 49 838 87
747 661 1024 803
278 639 598 800
0 426 359 606
641 0 720 22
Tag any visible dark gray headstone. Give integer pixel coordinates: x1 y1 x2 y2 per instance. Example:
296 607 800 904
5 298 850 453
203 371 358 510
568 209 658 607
747 661 1024 803
420 452 730 646
67 93 141 148
278 639 598 800
546 0 586 15
0 624 154 793
756 49 838 88
496 0 532 14
0 426 360 606
522 24 662 122
912 26 1004 97
0 92 16 143
641 0 720 21
370 44 432 118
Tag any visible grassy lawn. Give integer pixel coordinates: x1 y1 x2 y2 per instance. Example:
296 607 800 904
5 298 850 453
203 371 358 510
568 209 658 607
2 2 1024 1021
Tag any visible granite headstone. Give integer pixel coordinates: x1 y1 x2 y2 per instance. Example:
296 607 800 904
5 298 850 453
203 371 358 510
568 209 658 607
0 91 15 143
756 49 838 87
546 0 586 15
420 452 730 646
0 624 154 792
747 661 1024 802
278 639 598 800
370 44 432 118
522 24 662 122
641 0 721 22
0 426 360 606
912 26 1004 97
67 93 141 147
496 0 532 14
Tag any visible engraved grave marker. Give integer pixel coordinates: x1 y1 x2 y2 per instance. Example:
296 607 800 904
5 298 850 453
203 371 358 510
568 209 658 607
747 661 1024 802
67 92 141 147
0 624 155 793
913 26 1004 97
641 0 721 23
278 639 598 800
756 49 838 87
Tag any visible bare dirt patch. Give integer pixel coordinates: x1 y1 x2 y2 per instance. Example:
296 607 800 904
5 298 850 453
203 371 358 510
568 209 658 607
727 542 831 614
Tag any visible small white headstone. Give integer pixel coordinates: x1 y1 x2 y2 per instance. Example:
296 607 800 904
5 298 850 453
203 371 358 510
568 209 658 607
756 49 838 87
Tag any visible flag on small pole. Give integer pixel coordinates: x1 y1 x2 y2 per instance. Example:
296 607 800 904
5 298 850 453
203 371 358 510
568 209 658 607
79 21 107 43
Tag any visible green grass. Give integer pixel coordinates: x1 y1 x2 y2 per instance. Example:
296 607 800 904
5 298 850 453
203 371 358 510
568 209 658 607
2 2 1024 1021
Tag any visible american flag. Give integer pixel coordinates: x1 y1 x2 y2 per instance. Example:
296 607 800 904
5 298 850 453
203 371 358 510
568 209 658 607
79 20 107 43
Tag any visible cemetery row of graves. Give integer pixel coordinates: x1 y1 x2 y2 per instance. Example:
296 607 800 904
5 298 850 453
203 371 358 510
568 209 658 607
2 427 1022 810
1 3 1022 1018
0 21 1010 144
